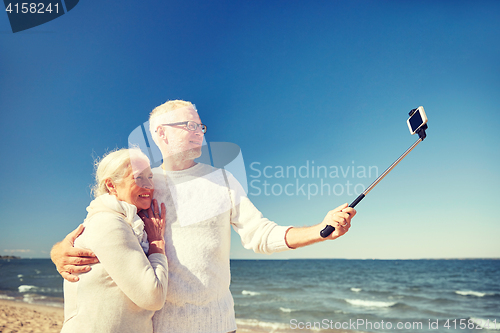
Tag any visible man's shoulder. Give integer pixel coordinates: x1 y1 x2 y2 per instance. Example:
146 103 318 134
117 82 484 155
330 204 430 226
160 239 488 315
194 162 218 173
151 163 219 175
152 162 212 169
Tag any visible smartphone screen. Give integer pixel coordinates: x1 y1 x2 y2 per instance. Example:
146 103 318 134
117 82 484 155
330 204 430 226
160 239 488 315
409 111 424 133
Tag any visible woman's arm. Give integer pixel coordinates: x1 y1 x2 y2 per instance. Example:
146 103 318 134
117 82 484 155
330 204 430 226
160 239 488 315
85 210 168 311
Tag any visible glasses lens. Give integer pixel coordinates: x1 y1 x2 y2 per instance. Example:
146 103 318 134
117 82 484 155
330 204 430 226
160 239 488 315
185 121 196 131
185 121 207 133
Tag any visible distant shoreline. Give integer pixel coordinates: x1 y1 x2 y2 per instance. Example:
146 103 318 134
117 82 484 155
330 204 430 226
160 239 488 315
0 255 21 259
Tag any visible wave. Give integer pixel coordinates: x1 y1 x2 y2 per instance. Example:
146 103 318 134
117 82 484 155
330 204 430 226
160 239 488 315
22 294 63 307
428 297 455 306
345 299 397 308
455 290 494 297
0 294 16 300
236 318 290 331
18 285 37 293
242 290 261 296
18 285 62 293
279 307 296 313
350 287 362 292
0 290 63 308
23 294 46 303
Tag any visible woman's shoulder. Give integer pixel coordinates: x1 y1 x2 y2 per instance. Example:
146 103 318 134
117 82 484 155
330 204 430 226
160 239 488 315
83 208 130 234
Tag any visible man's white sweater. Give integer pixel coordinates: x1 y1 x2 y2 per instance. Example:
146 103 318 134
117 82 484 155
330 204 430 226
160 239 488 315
151 163 291 333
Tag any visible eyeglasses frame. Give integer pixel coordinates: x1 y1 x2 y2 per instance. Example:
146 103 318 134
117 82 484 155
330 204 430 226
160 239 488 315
157 121 207 134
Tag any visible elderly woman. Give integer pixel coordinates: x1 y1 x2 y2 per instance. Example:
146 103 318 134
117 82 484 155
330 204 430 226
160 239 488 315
60 148 168 333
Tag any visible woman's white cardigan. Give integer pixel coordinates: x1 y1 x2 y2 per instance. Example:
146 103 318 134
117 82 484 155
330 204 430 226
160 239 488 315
61 194 168 333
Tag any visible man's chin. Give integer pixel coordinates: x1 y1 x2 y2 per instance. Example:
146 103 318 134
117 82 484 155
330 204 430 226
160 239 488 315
190 148 202 159
180 147 202 160
167 147 203 162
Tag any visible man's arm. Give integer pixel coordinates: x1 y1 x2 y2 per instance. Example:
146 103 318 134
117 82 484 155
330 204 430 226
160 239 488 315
50 224 99 282
285 203 356 249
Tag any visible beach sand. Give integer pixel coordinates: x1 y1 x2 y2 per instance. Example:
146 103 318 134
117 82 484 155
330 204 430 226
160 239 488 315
0 299 63 333
0 300 356 333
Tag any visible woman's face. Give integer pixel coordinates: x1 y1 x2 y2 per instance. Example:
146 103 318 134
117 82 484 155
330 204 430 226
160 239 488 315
114 158 154 211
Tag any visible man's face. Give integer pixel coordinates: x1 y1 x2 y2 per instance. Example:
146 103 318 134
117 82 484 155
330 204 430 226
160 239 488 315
160 107 204 161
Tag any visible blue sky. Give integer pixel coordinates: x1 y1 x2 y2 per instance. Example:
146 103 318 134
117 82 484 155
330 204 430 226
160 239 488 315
1 0 499 259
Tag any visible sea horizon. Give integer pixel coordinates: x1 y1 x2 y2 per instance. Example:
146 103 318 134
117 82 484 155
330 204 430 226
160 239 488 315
3 256 500 260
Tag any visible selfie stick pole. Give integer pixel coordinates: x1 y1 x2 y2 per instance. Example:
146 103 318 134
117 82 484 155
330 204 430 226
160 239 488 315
320 125 427 238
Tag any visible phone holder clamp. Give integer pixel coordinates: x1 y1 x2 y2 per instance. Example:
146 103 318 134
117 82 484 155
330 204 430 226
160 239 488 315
416 124 427 140
409 108 427 140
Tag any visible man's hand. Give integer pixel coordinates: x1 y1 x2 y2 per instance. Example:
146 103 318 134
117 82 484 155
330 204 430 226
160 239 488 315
320 203 356 240
284 203 356 249
50 224 99 282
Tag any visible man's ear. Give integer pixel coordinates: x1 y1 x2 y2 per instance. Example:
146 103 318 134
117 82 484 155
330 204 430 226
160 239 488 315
105 178 117 195
156 126 168 143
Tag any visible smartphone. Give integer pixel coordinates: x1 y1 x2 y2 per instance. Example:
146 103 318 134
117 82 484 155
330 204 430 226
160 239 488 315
407 106 428 135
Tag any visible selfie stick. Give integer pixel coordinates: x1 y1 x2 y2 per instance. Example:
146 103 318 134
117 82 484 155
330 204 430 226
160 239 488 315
319 117 428 238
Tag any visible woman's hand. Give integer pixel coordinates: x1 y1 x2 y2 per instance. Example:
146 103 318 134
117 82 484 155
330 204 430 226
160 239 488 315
138 199 166 255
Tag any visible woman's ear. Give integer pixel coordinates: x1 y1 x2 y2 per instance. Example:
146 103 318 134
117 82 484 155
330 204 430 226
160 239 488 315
105 178 117 195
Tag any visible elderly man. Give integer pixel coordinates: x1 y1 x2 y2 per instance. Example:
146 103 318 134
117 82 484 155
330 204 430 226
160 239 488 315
51 100 356 333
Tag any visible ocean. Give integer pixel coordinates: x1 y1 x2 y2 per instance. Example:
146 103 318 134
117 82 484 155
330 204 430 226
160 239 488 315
1 258 499 332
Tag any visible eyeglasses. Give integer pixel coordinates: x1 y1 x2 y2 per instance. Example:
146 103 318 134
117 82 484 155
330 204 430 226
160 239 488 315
159 121 207 134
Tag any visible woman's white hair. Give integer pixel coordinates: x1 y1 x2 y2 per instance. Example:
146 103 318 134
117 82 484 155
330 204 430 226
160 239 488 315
91 147 150 198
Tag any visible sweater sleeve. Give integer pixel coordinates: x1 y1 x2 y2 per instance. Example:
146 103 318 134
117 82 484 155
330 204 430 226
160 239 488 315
84 212 168 311
227 171 292 254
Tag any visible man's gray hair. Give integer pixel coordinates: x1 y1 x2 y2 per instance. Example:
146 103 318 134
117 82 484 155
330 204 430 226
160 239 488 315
148 100 196 146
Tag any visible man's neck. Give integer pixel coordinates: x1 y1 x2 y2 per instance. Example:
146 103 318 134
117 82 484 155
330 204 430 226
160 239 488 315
161 158 196 171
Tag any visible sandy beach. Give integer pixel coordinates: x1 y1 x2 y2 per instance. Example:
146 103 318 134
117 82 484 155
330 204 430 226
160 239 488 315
0 300 278 333
0 300 301 333
0 299 356 333
0 299 64 333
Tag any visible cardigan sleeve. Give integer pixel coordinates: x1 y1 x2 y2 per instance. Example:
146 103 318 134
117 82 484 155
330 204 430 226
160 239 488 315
84 212 168 311
227 171 292 254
